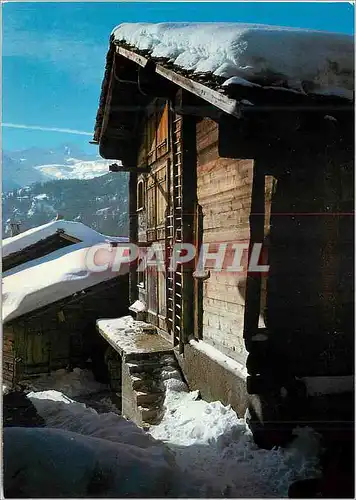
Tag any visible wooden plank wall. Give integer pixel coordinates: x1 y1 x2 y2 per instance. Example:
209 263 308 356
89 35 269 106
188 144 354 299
195 111 352 378
3 326 16 385
196 118 254 361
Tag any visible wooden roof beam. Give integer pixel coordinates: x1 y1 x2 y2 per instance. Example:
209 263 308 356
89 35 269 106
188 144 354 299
156 65 241 118
174 88 221 120
116 46 148 68
116 45 242 119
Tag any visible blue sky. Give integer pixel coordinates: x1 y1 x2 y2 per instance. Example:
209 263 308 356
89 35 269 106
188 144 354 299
3 2 354 154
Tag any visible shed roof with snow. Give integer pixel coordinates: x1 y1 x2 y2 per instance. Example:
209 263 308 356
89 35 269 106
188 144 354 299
2 220 127 259
2 220 129 323
2 220 128 272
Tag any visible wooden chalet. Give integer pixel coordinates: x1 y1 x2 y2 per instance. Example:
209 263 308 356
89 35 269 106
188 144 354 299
93 27 354 445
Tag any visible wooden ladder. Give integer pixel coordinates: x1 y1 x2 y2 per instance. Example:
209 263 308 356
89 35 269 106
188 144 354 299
165 115 183 346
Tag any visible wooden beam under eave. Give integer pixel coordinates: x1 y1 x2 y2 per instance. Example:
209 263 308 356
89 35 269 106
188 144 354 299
59 234 81 244
174 88 221 120
116 46 148 68
115 45 242 119
156 65 241 119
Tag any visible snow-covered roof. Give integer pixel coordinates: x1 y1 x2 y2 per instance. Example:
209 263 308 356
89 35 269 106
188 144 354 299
2 220 128 258
112 22 354 100
2 241 124 323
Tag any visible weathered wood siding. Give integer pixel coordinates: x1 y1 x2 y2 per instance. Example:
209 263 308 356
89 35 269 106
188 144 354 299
3 327 17 386
196 118 254 360
196 114 353 377
134 98 193 346
135 100 171 332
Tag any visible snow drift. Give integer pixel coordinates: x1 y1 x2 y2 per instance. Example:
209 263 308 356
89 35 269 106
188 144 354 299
4 426 177 498
23 370 322 498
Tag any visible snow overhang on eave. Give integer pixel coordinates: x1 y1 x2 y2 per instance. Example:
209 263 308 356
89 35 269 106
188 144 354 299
93 41 354 162
92 41 243 162
116 46 242 118
2 230 81 273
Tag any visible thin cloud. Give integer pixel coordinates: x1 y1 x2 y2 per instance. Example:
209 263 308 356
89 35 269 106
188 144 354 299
3 123 93 136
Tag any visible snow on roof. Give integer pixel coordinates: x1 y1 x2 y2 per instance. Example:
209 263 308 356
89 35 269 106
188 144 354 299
2 220 128 258
113 22 354 99
2 241 124 323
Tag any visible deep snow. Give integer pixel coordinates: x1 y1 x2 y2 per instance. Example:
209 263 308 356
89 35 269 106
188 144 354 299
113 22 353 100
16 368 323 498
4 426 176 498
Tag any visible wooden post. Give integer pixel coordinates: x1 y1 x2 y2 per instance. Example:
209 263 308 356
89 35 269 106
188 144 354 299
194 204 204 340
129 171 138 305
243 161 265 350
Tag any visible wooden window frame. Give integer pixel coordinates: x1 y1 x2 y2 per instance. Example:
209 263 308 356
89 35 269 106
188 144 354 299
137 178 145 211
137 248 147 289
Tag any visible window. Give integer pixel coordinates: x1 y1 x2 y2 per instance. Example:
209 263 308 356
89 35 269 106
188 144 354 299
147 177 156 230
137 179 145 211
146 166 168 242
137 248 147 289
138 100 170 168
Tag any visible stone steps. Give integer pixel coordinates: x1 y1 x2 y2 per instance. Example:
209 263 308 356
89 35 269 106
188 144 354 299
101 316 188 428
139 404 164 425
135 390 164 406
126 361 162 374
123 351 187 427
131 375 162 393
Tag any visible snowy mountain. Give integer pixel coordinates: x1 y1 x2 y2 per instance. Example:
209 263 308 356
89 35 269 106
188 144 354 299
2 153 43 191
2 173 129 238
36 157 112 181
3 144 112 191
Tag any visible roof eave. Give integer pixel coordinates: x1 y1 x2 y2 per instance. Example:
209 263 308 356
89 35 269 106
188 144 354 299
93 42 354 159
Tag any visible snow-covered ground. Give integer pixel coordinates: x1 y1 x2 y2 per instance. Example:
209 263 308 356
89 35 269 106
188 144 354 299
23 368 119 414
113 22 353 99
6 368 323 498
151 380 322 497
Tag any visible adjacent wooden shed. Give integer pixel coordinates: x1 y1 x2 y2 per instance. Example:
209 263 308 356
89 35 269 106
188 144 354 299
3 276 128 386
3 221 129 387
